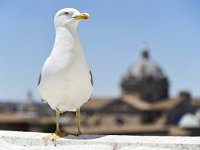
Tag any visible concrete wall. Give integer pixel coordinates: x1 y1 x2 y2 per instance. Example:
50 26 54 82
0 130 199 150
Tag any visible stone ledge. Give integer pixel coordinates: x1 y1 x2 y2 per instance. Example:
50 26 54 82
0 130 199 150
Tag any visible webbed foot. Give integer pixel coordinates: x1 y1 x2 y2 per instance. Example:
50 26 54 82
43 130 67 141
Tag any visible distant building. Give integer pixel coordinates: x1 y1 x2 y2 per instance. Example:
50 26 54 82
121 49 169 102
65 49 199 135
120 49 169 122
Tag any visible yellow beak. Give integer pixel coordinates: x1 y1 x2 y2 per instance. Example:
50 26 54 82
74 13 90 20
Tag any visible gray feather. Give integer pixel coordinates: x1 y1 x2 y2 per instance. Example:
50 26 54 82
89 70 93 86
38 73 41 86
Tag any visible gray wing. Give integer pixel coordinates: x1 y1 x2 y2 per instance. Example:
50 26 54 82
37 72 46 103
89 70 93 86
38 73 41 86
88 70 93 100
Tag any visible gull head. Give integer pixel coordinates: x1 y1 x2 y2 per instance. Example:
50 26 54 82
54 8 90 29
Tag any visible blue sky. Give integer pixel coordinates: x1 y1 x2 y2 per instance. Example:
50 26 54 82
0 0 199 101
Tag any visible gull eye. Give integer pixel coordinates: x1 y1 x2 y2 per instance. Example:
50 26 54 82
64 12 70 15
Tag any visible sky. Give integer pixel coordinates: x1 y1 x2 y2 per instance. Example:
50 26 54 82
0 0 199 101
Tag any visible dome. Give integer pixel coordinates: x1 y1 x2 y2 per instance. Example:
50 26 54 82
127 50 165 79
121 49 169 101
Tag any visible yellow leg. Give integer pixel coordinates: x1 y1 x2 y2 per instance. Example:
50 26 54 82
56 111 61 132
76 108 82 135
43 111 66 141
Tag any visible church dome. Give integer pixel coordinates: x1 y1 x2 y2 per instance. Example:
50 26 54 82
126 50 165 79
121 49 169 101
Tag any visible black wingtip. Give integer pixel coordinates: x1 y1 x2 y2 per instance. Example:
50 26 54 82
89 70 93 86
38 73 41 86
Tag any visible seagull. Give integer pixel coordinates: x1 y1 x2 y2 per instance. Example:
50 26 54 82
38 8 93 140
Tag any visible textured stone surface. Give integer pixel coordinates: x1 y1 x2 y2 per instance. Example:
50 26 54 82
0 130 200 150
120 146 171 150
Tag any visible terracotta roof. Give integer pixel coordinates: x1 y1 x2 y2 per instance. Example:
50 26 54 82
0 113 54 124
122 94 183 111
169 126 191 136
122 94 152 111
151 98 182 110
83 95 184 112
82 98 115 110
191 99 200 106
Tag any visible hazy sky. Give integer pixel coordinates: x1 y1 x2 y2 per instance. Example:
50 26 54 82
0 0 199 101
